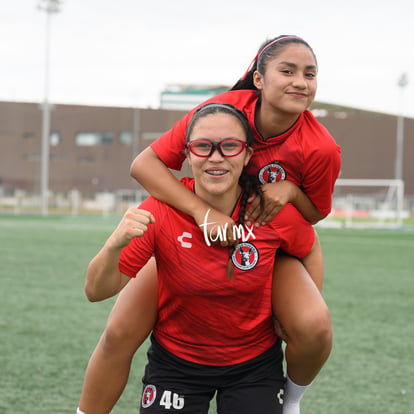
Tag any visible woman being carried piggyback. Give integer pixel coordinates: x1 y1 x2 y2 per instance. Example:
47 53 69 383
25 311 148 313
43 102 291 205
131 35 340 411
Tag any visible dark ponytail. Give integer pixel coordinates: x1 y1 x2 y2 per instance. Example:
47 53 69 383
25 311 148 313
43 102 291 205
238 171 264 227
230 62 257 91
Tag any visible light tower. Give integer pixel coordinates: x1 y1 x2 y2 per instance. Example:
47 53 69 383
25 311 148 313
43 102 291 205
394 73 408 225
37 0 62 215
395 73 408 181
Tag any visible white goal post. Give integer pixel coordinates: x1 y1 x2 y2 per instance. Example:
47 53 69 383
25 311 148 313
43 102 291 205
321 178 405 228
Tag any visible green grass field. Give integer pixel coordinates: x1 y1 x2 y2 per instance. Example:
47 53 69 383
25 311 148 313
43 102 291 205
0 214 413 414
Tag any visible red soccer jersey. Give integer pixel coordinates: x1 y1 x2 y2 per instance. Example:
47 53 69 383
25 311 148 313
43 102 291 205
119 178 315 366
150 89 341 216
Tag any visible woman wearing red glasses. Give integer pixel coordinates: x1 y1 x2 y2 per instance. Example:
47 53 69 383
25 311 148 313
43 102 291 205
130 35 338 413
78 103 320 414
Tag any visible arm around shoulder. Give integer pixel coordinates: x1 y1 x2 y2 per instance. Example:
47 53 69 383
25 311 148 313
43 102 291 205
130 147 206 217
130 147 236 243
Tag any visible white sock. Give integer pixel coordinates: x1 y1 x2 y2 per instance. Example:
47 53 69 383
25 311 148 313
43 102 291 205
283 374 310 414
76 408 86 414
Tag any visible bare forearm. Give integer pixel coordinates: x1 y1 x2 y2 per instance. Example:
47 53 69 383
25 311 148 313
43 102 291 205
291 187 325 225
131 147 237 245
84 243 127 302
131 147 210 219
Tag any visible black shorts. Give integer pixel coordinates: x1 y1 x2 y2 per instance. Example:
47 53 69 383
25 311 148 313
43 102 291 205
139 335 285 414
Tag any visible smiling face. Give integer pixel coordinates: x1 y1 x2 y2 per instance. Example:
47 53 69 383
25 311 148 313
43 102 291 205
253 43 318 115
186 112 253 208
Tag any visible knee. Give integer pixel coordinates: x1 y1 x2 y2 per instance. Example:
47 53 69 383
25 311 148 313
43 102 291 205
291 302 332 355
101 320 139 356
308 304 332 354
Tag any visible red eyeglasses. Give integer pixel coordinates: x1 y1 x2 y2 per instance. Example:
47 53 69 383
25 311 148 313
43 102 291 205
186 139 248 158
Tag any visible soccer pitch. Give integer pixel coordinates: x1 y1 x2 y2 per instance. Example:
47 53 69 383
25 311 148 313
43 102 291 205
0 214 412 414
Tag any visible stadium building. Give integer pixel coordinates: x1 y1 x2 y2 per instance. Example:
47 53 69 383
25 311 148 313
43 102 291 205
0 89 413 220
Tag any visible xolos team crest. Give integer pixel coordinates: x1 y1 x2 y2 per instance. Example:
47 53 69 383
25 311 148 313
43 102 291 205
232 242 259 270
258 162 286 184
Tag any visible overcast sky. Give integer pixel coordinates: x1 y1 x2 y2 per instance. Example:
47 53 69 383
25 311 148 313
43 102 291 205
1 0 413 117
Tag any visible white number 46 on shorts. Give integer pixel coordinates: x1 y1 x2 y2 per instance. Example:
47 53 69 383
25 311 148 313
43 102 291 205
142 385 185 410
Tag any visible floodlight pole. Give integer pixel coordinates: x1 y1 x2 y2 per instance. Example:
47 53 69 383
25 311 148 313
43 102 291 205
395 73 408 181
395 73 408 224
38 0 62 215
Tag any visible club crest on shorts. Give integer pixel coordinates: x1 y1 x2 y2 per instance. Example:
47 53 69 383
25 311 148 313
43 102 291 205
258 162 286 184
232 242 259 270
142 384 157 408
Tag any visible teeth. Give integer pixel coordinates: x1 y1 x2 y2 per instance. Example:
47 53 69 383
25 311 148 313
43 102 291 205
207 170 226 176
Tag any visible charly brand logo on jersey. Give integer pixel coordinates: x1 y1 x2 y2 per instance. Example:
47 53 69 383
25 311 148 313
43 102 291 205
199 209 256 247
142 384 157 408
177 232 192 248
232 242 259 270
258 162 286 184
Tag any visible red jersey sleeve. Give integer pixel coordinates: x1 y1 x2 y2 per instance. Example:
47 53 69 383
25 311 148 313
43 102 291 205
268 203 315 258
150 90 257 171
118 197 160 278
301 111 341 216
150 111 193 171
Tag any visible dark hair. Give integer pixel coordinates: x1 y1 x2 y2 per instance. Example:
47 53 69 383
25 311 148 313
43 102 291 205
186 102 264 279
238 172 264 227
230 35 317 91
186 102 254 146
